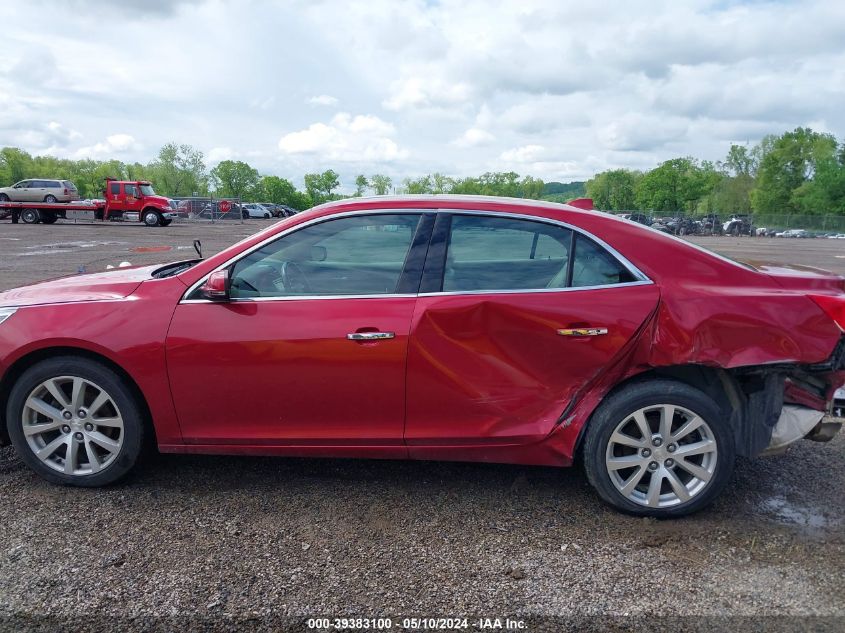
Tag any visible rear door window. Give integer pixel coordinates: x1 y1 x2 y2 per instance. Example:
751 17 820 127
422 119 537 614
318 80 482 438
443 215 572 292
441 214 638 292
571 234 637 287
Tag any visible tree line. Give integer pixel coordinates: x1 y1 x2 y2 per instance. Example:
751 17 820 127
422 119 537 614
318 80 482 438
2 126 843 215
586 127 845 216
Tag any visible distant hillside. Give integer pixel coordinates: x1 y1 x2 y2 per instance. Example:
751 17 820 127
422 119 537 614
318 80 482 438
542 181 586 202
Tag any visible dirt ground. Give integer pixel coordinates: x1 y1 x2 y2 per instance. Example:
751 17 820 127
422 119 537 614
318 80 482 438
0 218 843 631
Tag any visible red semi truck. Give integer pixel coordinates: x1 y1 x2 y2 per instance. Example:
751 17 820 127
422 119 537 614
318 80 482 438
0 178 176 227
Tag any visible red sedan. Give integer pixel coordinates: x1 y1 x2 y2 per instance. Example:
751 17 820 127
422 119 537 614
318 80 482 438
1 196 843 517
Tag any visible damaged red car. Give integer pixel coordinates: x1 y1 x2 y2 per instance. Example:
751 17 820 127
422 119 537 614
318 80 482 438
1 196 843 517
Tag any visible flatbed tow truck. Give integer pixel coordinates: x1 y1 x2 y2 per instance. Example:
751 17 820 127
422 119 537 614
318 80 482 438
0 178 175 227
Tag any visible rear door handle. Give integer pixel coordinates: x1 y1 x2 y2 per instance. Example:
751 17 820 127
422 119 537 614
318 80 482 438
557 327 608 337
347 332 395 341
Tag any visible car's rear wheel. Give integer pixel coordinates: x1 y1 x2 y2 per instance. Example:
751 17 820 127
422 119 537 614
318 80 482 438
44 194 58 203
6 357 145 487
0 193 10 201
20 208 40 224
583 380 734 517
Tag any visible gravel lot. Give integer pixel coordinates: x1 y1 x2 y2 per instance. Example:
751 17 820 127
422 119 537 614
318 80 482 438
0 220 843 631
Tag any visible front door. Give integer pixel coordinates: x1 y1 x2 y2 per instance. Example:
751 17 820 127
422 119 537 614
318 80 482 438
405 213 660 453
166 212 430 449
122 183 143 215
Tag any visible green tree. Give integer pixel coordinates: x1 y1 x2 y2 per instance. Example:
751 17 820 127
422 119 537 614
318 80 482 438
751 127 838 215
149 143 207 196
519 175 545 199
0 147 33 185
791 144 845 215
262 175 310 210
210 160 260 200
635 157 709 214
303 169 340 204
431 173 451 194
403 175 433 194
448 177 483 195
370 174 392 195
354 174 369 197
586 169 641 210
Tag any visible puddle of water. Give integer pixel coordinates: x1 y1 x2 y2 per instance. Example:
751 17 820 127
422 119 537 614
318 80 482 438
760 496 840 529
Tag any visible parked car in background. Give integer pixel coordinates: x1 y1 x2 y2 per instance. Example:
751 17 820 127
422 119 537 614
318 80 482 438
242 203 273 219
723 214 753 236
618 212 652 226
699 214 723 235
776 229 808 238
1 196 842 518
0 179 80 203
261 203 298 218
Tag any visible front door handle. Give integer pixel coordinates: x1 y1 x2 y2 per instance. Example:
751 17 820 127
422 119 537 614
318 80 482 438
557 327 608 337
347 331 395 341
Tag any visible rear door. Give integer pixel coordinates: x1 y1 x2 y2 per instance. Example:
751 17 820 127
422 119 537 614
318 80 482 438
405 212 660 454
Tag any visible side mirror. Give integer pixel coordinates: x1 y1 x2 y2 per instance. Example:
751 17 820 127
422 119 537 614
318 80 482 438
200 269 230 301
310 245 327 262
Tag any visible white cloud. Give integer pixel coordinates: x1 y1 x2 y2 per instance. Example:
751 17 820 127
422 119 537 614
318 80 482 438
453 127 495 148
500 144 546 163
308 94 339 106
250 96 276 110
74 134 138 159
207 146 235 163
278 112 408 162
383 74 472 111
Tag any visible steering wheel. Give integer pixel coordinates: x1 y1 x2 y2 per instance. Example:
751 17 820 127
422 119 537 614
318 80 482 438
279 261 313 294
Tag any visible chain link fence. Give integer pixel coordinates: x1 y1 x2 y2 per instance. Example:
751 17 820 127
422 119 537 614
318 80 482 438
168 196 245 224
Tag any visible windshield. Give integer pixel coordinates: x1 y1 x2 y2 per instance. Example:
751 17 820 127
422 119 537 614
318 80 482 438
139 184 156 196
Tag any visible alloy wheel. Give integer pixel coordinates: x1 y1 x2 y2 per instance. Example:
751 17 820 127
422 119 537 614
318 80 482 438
21 376 125 476
605 404 717 508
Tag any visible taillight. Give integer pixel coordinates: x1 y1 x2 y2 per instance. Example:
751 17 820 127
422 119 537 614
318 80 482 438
809 294 845 331
64 188 69 195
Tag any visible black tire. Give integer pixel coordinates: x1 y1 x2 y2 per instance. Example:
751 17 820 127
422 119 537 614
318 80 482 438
44 194 57 203
20 208 40 224
41 212 58 224
582 379 735 518
264 213 270 219
0 193 9 201
142 210 161 227
6 357 145 487
160 218 173 227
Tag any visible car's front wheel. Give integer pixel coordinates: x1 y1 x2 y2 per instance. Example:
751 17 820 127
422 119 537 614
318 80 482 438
582 380 735 517
6 357 145 487
143 210 161 226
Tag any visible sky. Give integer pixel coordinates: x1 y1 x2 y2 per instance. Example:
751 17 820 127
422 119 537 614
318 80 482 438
1 0 844 192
